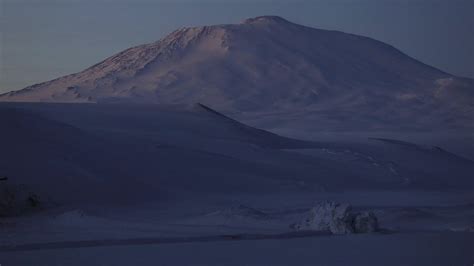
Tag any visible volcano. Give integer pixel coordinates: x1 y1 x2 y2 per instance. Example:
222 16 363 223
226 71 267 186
1 16 473 130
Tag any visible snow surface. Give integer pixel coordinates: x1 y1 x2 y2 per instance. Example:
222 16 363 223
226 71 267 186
0 103 473 265
2 232 473 266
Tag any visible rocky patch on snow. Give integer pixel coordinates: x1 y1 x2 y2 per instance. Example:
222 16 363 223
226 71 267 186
292 201 378 234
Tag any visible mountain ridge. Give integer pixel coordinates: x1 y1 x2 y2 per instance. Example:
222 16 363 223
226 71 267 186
1 16 473 130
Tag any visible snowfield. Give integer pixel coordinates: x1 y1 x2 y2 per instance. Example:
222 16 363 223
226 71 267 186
0 103 473 265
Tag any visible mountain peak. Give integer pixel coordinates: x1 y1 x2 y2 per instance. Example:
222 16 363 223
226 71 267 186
1 15 472 131
241 16 291 25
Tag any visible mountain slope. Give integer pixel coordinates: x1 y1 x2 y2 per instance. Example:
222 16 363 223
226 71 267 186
1 16 473 129
0 103 327 203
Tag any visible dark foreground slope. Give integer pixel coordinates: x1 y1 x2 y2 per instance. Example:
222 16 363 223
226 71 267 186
1 103 473 207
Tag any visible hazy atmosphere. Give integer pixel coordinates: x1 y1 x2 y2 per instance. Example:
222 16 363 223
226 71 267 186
1 0 473 93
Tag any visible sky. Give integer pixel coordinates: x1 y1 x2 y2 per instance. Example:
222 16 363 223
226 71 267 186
1 0 473 93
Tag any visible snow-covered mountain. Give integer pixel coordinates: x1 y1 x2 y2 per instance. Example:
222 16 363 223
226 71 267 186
1 16 473 130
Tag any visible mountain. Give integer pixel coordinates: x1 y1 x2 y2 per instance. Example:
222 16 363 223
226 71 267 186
1 16 473 130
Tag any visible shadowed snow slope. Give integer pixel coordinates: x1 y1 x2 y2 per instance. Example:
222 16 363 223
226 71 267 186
1 16 473 130
1 103 473 207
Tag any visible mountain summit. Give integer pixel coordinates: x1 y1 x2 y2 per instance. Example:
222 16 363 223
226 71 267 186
241 15 293 25
1 16 473 129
